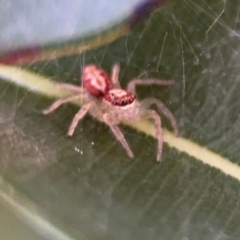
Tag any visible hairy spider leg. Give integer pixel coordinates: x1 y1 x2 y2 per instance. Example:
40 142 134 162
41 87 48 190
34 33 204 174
67 102 92 136
42 93 83 115
54 83 84 93
142 109 163 162
103 113 134 158
111 63 121 88
140 97 179 136
127 78 175 95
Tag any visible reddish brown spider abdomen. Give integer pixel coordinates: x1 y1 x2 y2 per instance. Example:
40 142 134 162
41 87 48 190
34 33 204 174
104 89 136 107
82 65 113 98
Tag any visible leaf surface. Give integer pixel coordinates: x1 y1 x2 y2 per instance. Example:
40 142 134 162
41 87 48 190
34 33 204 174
0 0 240 239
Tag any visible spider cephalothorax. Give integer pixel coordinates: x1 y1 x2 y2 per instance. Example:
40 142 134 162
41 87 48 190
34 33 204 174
104 89 136 107
43 63 179 162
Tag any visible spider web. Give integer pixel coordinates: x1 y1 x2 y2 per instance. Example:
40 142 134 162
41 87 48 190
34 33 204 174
1 0 240 239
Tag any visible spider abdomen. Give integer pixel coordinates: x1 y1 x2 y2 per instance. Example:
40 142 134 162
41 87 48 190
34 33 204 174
82 65 113 98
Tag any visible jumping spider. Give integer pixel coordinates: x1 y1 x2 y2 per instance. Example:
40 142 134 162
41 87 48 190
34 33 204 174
43 63 179 161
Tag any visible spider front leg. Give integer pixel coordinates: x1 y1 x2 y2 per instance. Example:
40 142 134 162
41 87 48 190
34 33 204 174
140 97 179 136
103 113 134 159
42 93 83 115
141 109 163 162
127 78 175 95
67 102 92 136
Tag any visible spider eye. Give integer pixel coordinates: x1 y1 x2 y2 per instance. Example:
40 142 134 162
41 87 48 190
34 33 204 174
121 100 127 106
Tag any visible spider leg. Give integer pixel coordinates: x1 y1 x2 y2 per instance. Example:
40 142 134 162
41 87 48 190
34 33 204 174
142 109 163 162
67 102 92 136
103 113 134 159
111 63 121 88
127 78 175 95
55 83 84 93
140 97 179 136
42 93 82 115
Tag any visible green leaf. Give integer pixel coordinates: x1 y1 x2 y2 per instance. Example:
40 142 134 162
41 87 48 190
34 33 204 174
1 0 240 239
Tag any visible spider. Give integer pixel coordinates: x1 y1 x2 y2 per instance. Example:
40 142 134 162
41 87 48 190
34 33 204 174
42 63 179 162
